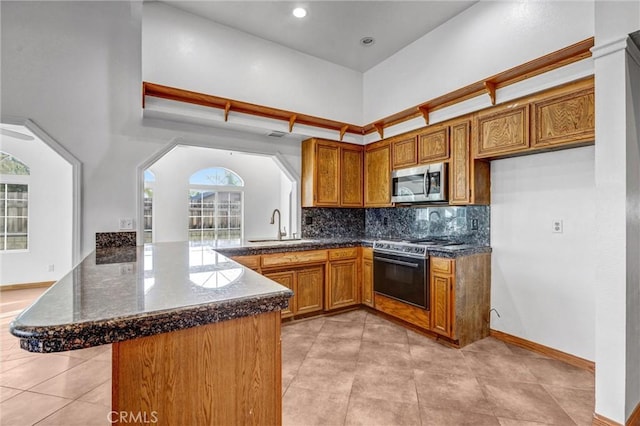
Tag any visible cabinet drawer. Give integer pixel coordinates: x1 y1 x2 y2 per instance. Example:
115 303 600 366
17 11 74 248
431 257 453 274
475 105 529 158
231 255 261 270
362 247 373 260
261 250 328 269
329 247 358 260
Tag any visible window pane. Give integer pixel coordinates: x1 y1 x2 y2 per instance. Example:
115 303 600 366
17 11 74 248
6 235 27 250
6 218 27 233
7 184 28 199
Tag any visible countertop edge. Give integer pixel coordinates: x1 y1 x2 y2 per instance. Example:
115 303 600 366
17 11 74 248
10 290 292 353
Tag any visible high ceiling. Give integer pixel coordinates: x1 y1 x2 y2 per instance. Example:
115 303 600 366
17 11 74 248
161 1 478 72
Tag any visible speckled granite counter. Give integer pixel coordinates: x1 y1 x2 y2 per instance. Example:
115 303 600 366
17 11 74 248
214 237 490 259
10 242 293 353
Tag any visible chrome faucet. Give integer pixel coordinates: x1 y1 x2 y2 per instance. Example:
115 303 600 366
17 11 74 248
270 209 286 240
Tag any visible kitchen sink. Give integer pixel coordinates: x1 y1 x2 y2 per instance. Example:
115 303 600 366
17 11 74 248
247 238 311 243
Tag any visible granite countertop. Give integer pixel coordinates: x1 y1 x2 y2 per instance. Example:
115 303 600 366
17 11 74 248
215 237 490 259
10 242 293 353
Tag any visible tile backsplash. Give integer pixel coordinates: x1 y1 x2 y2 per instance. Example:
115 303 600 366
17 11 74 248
302 206 490 245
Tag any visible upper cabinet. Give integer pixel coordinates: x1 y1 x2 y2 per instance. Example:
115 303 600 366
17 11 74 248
364 140 392 207
302 138 363 208
474 104 530 159
449 119 490 205
531 85 595 148
418 125 450 163
391 134 418 169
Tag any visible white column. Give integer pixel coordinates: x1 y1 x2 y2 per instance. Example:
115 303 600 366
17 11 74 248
593 2 640 422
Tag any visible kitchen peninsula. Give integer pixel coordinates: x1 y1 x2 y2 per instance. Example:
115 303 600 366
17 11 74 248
9 242 293 425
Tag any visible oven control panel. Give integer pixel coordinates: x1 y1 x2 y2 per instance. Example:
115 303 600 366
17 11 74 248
372 241 429 258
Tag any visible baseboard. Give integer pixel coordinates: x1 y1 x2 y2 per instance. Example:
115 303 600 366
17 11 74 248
627 401 640 426
490 329 595 373
593 413 621 426
0 281 55 291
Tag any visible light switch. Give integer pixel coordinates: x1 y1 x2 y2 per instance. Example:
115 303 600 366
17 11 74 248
552 219 563 233
119 218 134 230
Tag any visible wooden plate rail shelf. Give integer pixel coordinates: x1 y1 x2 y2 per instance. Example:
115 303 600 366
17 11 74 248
142 38 594 141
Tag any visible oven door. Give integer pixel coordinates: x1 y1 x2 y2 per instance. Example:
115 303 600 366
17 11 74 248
373 251 429 309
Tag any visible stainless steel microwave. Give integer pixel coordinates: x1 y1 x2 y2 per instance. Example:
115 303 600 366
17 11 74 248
391 163 448 203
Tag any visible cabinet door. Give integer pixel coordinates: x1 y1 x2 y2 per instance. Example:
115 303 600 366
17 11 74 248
418 126 449 163
362 258 374 308
532 87 594 148
391 136 417 169
315 143 340 206
296 266 324 315
449 121 471 205
263 271 295 318
475 105 529 159
341 146 363 207
364 143 392 207
430 257 454 338
327 259 359 310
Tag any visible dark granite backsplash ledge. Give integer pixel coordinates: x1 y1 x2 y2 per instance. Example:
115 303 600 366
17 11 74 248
302 206 490 246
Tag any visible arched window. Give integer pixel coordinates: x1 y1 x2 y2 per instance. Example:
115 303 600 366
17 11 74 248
188 168 243 247
0 152 30 251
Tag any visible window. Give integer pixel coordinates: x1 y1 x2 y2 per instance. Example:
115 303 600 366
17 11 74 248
0 152 30 251
188 168 243 247
143 170 155 244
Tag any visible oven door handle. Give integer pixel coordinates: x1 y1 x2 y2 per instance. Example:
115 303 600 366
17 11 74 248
374 256 420 268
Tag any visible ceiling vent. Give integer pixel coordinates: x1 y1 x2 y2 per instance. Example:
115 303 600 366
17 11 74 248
267 131 286 138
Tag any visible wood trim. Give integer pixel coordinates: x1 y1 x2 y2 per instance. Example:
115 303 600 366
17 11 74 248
490 329 595 373
0 281 55 291
143 38 593 140
142 82 364 137
627 402 640 426
593 413 622 426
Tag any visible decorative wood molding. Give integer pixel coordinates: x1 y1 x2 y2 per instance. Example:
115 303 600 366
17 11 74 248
627 401 640 426
0 281 55 291
142 82 364 138
593 413 622 426
490 329 595 372
484 81 497 105
142 37 594 141
417 105 429 125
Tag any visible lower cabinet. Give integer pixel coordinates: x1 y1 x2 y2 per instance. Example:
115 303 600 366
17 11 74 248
263 266 324 319
361 248 374 308
430 258 454 338
326 248 360 310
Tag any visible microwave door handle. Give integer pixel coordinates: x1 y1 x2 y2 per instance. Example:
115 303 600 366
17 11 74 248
424 169 431 196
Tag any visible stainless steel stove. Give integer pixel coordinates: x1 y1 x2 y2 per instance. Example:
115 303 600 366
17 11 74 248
372 238 450 259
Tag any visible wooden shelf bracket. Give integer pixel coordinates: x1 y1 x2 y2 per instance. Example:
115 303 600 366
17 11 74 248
484 81 497 105
417 105 430 125
373 122 385 139
224 101 232 122
289 115 297 132
339 125 349 141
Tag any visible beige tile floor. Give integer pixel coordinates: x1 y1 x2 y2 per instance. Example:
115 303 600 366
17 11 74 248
1 288 595 425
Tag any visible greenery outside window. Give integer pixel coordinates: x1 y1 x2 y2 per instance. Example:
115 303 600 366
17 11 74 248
0 152 30 251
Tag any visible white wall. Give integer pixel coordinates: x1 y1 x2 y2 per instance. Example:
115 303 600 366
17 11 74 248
0 132 73 286
363 1 594 124
143 2 363 124
149 145 291 242
491 147 596 361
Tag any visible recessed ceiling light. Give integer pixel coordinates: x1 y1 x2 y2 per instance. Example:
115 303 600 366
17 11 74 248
360 37 375 47
292 7 307 18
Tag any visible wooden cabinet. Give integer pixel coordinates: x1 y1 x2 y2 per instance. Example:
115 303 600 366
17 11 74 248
430 258 454 338
340 145 364 206
418 125 449 163
301 138 363 208
532 85 594 148
326 248 359 310
263 270 296 318
364 140 392 207
391 134 418 169
361 247 374 308
449 119 490 205
429 254 491 347
475 104 529 159
231 255 261 272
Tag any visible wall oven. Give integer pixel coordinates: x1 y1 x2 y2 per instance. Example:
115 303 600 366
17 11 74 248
391 163 448 204
372 241 429 310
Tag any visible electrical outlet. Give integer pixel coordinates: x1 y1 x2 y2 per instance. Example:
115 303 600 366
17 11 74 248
471 219 479 231
305 216 313 225
119 218 134 230
383 217 388 226
48 264 55 272
552 219 563 233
